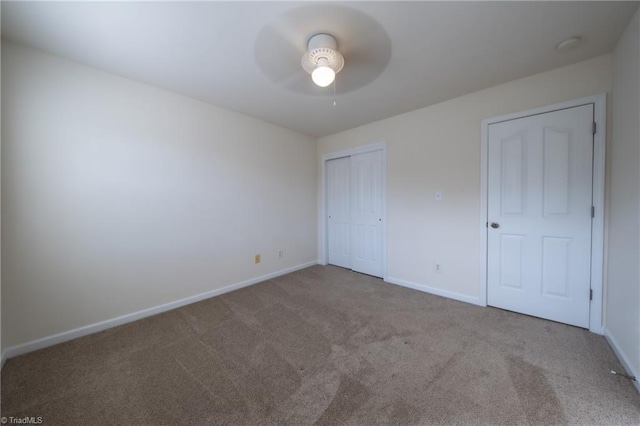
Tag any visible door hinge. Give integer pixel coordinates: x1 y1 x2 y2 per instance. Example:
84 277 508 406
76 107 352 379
592 122 597 135
486 222 489 228
590 289 593 301
591 206 595 218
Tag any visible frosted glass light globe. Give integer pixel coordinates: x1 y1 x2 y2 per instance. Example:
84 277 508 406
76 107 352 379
311 66 335 87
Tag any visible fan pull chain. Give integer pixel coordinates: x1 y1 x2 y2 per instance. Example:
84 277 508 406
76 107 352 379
333 79 337 106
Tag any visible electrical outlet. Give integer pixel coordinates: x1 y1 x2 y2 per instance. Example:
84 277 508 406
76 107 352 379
254 254 261 264
277 250 284 259
435 263 442 273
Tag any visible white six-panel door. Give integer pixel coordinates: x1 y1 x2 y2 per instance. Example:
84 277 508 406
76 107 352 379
351 150 384 277
327 157 351 269
326 151 384 278
487 104 594 328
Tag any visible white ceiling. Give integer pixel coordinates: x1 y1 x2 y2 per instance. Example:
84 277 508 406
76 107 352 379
2 1 638 137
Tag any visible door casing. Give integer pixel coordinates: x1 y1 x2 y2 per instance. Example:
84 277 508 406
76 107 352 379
320 142 387 280
480 94 606 334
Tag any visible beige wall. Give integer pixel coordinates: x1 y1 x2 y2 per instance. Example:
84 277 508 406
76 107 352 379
608 9 640 382
318 54 612 304
1 41 318 350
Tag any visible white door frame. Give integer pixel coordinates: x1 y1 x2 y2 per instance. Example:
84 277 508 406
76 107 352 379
480 94 606 334
320 141 387 280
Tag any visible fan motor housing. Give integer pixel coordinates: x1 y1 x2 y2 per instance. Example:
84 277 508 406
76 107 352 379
308 33 337 51
301 33 344 74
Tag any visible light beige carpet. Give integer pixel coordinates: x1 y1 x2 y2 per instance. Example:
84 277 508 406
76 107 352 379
1 265 639 424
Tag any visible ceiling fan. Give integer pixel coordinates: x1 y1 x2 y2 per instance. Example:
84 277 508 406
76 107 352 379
301 33 344 88
254 4 391 95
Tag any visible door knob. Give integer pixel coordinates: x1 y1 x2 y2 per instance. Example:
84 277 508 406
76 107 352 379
491 222 500 229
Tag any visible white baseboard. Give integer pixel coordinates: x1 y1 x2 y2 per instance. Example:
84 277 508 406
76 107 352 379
1 261 318 363
385 276 482 306
604 327 640 394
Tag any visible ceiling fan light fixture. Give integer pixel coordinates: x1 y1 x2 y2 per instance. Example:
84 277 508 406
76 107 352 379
301 33 344 88
311 60 336 87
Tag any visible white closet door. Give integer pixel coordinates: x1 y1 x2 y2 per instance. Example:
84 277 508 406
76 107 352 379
327 157 351 269
350 150 384 278
487 104 594 328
